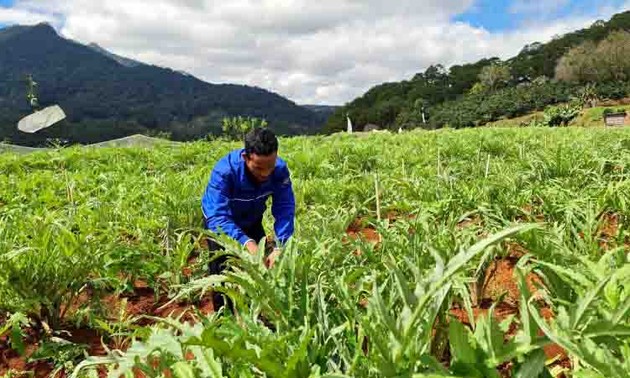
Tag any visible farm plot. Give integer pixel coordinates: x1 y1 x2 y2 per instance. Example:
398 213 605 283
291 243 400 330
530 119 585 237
0 127 629 377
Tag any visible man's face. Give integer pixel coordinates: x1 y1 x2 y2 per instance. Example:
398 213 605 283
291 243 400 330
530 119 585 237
243 152 277 183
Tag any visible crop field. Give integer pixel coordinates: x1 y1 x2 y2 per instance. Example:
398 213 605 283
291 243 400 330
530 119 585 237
0 127 629 377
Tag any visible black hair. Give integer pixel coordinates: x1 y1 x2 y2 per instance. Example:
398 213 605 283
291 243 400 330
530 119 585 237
244 128 278 156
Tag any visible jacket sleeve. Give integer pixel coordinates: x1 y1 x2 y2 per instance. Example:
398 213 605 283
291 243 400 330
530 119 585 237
202 170 252 246
272 165 296 246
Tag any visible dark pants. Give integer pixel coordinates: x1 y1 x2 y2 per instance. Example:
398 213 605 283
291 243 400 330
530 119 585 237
205 220 268 312
207 221 266 274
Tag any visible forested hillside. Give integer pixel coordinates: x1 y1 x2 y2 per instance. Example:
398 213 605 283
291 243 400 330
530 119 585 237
326 10 630 132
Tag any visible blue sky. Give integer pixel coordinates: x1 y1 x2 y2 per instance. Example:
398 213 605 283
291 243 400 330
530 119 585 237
456 0 629 31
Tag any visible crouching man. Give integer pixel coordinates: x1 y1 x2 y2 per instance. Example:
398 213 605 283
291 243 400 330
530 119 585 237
201 128 295 309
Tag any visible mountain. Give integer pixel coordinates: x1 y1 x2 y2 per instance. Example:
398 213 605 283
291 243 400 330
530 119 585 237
87 43 142 68
0 23 324 146
301 104 340 120
326 10 630 132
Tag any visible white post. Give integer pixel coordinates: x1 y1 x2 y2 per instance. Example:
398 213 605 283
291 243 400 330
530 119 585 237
375 174 381 222
437 148 441 178
485 154 491 178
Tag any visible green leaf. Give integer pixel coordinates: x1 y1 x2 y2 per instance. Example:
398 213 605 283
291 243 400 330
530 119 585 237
515 260 537 344
583 323 630 338
286 328 314 376
573 276 611 328
389 255 416 309
515 349 546 378
199 327 285 377
528 301 579 356
572 370 606 378
528 302 620 377
191 347 223 378
402 224 538 349
419 354 451 374
535 260 593 290
448 319 476 364
372 280 402 341
10 324 26 356
612 295 630 325
171 362 195 378
473 304 508 365
450 361 486 378
147 328 185 359
446 225 539 281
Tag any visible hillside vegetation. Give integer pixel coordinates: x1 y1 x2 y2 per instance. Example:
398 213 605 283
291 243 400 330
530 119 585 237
326 11 630 132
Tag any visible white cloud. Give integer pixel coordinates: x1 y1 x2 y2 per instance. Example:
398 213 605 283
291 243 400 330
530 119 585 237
509 0 570 15
2 0 629 104
0 6 55 25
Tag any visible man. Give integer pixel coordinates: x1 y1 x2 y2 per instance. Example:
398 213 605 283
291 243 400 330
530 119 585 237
201 128 295 307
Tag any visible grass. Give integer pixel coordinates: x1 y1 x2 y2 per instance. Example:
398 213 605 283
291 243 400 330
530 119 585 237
1 127 629 377
573 104 630 126
484 112 545 128
485 101 630 128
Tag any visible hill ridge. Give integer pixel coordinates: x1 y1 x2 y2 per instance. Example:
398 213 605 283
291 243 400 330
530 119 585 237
0 23 324 146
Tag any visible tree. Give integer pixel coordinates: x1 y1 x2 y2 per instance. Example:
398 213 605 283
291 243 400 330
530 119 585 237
478 63 511 92
421 64 448 84
555 31 630 83
576 83 599 108
520 42 543 54
413 98 428 124
555 41 600 83
596 30 630 81
221 116 268 141
543 104 581 127
395 98 430 129
469 82 486 95
592 20 606 28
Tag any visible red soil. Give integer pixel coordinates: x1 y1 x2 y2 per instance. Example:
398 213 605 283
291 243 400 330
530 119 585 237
519 204 546 223
1 344 54 378
347 212 572 374
450 246 570 374
344 213 418 255
346 217 381 243
344 217 381 256
597 212 626 250
479 245 543 305
578 212 628 250
1 260 215 377
456 214 483 230
349 212 571 374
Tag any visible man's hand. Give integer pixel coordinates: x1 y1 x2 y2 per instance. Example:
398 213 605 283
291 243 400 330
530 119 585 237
265 248 282 269
245 240 259 256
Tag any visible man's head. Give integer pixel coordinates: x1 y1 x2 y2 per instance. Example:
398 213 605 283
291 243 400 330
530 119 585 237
242 128 278 183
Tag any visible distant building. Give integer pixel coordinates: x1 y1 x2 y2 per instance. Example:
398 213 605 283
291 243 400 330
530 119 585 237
604 111 628 127
363 123 380 132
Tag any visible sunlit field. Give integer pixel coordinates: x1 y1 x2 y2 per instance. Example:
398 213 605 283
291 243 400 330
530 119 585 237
1 127 629 377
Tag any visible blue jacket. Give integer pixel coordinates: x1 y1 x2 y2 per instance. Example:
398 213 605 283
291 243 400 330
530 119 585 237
201 149 295 246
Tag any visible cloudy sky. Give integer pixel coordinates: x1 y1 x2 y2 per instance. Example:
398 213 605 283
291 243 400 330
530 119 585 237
0 0 628 105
